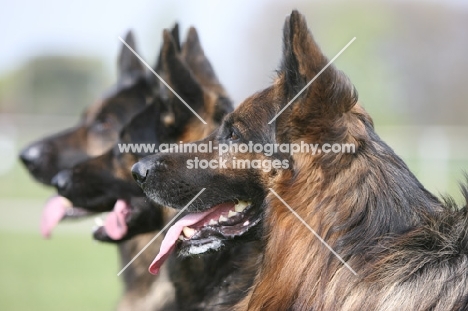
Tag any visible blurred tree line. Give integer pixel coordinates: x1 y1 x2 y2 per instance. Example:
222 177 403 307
241 0 468 126
0 1 467 126
0 56 109 116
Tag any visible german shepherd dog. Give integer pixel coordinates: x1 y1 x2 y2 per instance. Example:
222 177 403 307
52 28 231 214
19 30 160 237
19 31 151 186
51 28 243 310
134 10 468 311
19 26 182 310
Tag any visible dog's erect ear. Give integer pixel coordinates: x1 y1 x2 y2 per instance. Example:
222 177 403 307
171 23 181 52
279 10 357 118
117 30 145 81
181 27 221 90
161 29 205 125
154 23 181 73
181 27 233 123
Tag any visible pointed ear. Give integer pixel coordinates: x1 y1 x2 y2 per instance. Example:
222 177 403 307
171 23 181 52
154 23 181 73
118 30 145 80
161 29 205 125
279 10 357 117
181 27 233 123
181 27 222 92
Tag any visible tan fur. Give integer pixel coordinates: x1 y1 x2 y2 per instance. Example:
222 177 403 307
232 11 467 311
117 232 175 311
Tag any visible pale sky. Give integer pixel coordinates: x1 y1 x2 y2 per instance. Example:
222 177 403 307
1 0 467 103
1 0 268 102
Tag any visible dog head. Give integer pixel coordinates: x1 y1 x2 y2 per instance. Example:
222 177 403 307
19 30 151 185
35 26 182 239
47 27 233 241
133 10 362 274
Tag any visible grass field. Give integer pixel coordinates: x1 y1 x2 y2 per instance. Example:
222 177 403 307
2 119 468 311
2 160 468 311
0 201 122 311
0 116 126 310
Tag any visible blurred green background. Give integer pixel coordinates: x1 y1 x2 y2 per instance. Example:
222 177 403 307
1 0 468 310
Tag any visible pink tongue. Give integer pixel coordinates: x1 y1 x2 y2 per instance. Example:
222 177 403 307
149 210 213 275
40 196 72 238
103 200 130 240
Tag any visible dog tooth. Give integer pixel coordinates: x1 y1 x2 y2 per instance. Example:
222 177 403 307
208 219 218 226
228 210 238 218
178 235 184 241
234 200 249 213
243 220 250 226
182 227 196 238
219 215 228 223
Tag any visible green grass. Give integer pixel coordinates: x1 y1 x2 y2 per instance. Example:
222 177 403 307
0 161 54 199
0 231 122 311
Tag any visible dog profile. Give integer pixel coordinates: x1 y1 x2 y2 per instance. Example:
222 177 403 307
48 26 252 310
26 24 181 239
19 31 151 185
19 26 180 311
134 10 468 311
52 28 231 213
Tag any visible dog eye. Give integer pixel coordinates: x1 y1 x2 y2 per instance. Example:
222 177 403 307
93 118 112 132
228 129 239 141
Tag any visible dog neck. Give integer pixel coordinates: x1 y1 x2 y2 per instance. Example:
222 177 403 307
116 232 175 311
237 112 443 310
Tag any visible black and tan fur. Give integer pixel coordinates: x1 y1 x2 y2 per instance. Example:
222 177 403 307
53 26 231 214
52 27 244 311
136 11 468 311
19 31 151 184
20 26 179 311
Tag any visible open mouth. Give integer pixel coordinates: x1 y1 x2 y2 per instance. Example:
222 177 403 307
149 199 260 275
42 195 155 243
40 195 97 238
41 195 128 240
93 200 130 241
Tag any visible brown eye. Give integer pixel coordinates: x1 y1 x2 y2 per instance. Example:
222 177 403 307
93 115 114 132
93 118 112 132
229 130 239 141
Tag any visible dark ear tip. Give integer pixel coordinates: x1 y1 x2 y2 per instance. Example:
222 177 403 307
162 29 175 49
289 10 307 30
124 30 135 44
170 24 179 39
288 10 300 29
290 9 300 19
185 27 200 47
187 27 198 38
162 29 178 59
171 23 181 52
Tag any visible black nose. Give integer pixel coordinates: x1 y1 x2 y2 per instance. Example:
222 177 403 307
19 143 43 170
52 170 72 193
131 162 148 186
